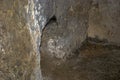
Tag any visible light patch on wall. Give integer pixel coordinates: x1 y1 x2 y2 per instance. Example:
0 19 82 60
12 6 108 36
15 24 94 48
27 0 47 80
47 38 65 59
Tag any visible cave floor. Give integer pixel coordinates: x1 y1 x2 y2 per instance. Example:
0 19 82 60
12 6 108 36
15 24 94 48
41 42 120 80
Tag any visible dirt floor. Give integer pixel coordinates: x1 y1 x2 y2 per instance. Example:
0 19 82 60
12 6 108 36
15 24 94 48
41 42 120 80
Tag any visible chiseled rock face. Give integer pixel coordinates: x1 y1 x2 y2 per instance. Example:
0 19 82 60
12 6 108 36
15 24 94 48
41 0 91 59
1 0 120 80
41 0 120 60
88 0 120 45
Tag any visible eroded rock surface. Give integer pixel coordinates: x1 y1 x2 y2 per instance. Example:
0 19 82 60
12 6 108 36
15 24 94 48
40 0 120 80
41 0 120 60
1 0 120 80
88 0 120 45
41 0 91 59
0 0 39 80
41 42 120 80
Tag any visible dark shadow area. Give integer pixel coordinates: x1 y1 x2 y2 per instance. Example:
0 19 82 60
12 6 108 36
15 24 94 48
45 15 57 27
41 41 120 80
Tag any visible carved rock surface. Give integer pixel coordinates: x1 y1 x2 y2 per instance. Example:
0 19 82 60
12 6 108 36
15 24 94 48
41 42 120 80
41 0 120 60
88 0 120 45
1 0 120 80
41 0 91 59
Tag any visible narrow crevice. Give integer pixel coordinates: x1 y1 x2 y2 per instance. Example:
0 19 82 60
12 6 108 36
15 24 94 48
45 15 57 27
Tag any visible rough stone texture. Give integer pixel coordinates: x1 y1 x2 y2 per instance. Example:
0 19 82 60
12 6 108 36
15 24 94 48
41 0 120 60
1 0 120 80
27 0 43 80
0 0 54 79
41 0 91 59
88 0 120 45
41 42 120 80
40 0 120 79
0 0 41 80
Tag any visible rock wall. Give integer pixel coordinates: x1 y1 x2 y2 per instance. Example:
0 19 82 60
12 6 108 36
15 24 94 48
41 0 91 59
41 0 120 60
88 0 120 45
0 0 120 80
0 0 37 80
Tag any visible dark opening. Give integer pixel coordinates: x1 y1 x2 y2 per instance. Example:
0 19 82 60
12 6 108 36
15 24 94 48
45 15 57 27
